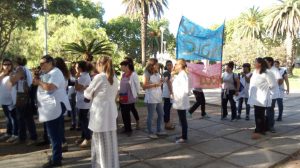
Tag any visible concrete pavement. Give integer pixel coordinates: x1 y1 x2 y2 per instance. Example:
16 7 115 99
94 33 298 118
0 91 300 168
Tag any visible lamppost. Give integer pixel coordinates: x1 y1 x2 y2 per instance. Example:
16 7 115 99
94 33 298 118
160 27 165 54
43 0 48 55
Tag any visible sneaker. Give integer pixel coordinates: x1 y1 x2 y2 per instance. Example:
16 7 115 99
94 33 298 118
75 138 84 145
42 160 62 168
269 128 276 133
175 138 187 144
79 139 91 148
251 133 261 140
186 112 192 119
0 134 11 141
245 116 250 121
62 142 68 152
156 131 167 136
6 135 18 143
230 119 238 122
136 121 140 130
201 115 210 119
148 134 159 139
221 116 228 120
165 122 175 130
27 140 38 146
237 115 241 119
276 118 282 122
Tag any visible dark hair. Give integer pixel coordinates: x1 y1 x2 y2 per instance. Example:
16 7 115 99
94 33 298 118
164 60 173 70
41 55 55 66
69 62 76 76
124 57 135 71
54 57 70 80
76 61 89 72
242 63 251 71
274 60 280 65
256 57 268 74
225 61 234 70
264 57 274 66
15 56 27 66
1 58 13 74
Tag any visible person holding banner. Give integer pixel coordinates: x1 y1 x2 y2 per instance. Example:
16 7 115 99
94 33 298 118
189 61 208 119
221 61 240 121
143 58 166 139
237 63 252 120
172 59 190 143
248 58 275 139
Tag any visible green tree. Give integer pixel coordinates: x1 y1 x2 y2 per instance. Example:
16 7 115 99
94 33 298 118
0 0 35 59
147 19 168 57
265 0 300 75
105 16 141 61
122 0 168 66
6 14 110 65
64 39 113 62
236 6 264 39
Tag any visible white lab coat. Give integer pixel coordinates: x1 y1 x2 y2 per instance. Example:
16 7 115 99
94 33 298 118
248 70 276 107
129 71 140 99
84 73 119 132
172 70 190 110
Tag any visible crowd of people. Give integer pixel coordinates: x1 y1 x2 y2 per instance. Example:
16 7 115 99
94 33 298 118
0 55 290 167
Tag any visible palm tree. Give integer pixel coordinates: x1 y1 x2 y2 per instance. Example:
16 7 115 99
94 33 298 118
64 39 113 62
122 0 168 66
265 0 300 75
237 6 264 39
148 20 168 58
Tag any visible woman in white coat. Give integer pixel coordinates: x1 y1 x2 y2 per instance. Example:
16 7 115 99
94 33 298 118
84 56 120 168
248 57 276 140
172 59 190 143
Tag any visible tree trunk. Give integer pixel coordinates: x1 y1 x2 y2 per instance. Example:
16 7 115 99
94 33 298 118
285 31 295 75
141 2 148 66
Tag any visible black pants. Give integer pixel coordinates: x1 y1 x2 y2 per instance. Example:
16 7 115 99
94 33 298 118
221 90 237 119
189 90 206 116
79 109 91 140
120 103 139 132
254 106 266 134
177 110 188 140
163 98 172 123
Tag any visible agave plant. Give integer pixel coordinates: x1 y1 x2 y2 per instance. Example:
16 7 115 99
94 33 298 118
64 39 113 62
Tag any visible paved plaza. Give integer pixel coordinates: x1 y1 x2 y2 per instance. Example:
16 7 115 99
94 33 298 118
1 90 300 168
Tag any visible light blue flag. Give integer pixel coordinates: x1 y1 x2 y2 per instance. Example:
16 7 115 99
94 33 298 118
176 16 225 61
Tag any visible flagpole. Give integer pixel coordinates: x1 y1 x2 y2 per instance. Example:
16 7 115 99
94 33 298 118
43 0 48 55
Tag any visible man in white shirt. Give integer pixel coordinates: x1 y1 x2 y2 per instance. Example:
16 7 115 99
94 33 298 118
264 57 283 133
274 60 289 121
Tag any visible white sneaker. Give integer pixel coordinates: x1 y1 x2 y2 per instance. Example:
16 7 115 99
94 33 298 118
6 135 18 143
148 134 159 139
0 134 10 141
80 139 91 148
156 131 167 136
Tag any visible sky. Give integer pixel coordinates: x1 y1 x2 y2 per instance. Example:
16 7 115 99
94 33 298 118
95 0 279 34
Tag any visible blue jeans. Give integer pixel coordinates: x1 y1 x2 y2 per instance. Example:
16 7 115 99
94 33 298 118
2 105 18 136
237 98 250 116
146 103 163 134
177 110 188 140
266 99 276 130
16 104 37 141
163 98 172 123
45 107 65 164
275 98 284 119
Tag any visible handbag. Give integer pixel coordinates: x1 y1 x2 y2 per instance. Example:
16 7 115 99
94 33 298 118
16 67 30 108
119 93 129 104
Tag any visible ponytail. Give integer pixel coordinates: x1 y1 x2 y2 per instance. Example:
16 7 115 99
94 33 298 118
99 56 114 85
